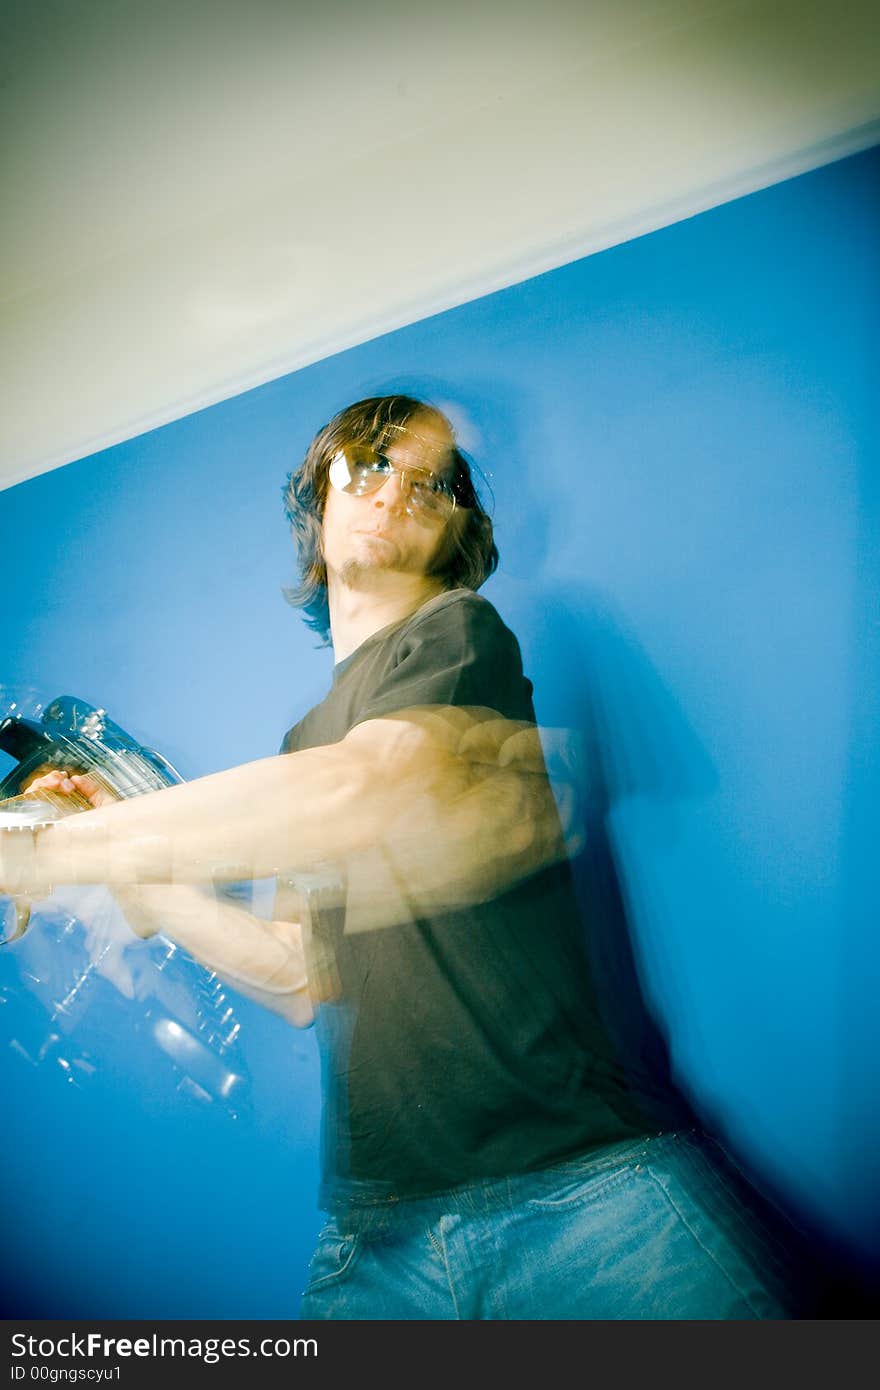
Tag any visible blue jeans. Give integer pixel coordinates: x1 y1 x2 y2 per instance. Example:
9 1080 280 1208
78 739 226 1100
298 1130 799 1319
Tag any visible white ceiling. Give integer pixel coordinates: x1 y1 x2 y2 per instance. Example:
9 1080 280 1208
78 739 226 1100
2 0 879 490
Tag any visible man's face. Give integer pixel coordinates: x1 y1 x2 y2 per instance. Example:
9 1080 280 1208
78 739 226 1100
321 413 456 586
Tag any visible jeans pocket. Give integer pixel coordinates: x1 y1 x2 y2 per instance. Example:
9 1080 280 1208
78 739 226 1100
524 1140 648 1211
302 1223 364 1294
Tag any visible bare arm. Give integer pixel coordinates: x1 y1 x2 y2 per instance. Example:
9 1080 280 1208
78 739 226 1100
10 771 318 1025
19 734 381 890
4 709 579 929
113 882 316 1028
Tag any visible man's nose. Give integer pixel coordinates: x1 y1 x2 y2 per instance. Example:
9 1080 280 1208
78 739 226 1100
373 469 409 512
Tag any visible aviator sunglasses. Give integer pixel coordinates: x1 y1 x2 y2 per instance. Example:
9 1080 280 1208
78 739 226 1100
327 429 458 521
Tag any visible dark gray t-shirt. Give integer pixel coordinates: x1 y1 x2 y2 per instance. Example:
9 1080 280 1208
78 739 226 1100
281 589 655 1217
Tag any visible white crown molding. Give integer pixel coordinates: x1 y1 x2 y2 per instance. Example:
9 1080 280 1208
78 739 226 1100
2 0 878 490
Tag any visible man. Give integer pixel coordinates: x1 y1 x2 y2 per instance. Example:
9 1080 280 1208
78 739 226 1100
3 394 799 1318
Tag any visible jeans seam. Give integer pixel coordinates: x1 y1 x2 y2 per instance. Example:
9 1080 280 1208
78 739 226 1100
684 1141 795 1279
642 1165 766 1318
434 1223 462 1321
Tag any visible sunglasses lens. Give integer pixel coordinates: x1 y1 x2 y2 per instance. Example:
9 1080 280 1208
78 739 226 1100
328 449 387 496
406 475 454 516
328 447 456 517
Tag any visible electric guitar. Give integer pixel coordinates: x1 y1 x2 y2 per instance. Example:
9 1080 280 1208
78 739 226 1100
0 692 249 1116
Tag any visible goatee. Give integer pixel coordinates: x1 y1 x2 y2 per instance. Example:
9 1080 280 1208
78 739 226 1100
339 556 396 588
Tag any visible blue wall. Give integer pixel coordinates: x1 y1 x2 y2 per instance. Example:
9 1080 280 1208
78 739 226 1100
1 145 877 1314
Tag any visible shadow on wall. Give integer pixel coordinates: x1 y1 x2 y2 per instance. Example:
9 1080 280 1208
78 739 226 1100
508 578 879 1314
504 581 714 1115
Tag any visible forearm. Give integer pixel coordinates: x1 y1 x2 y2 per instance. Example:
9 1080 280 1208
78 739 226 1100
113 882 315 1026
27 745 373 892
6 710 578 931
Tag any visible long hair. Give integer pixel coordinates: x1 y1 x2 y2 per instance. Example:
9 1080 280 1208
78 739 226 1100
282 395 498 642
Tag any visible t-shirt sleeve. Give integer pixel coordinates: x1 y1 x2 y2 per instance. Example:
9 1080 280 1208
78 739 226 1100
355 593 535 726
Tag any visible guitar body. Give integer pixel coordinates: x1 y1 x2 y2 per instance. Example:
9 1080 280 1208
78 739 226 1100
0 694 185 800
0 693 249 1117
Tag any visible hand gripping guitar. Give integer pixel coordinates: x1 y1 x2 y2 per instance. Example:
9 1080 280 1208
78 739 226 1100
0 693 186 937
0 694 248 1115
